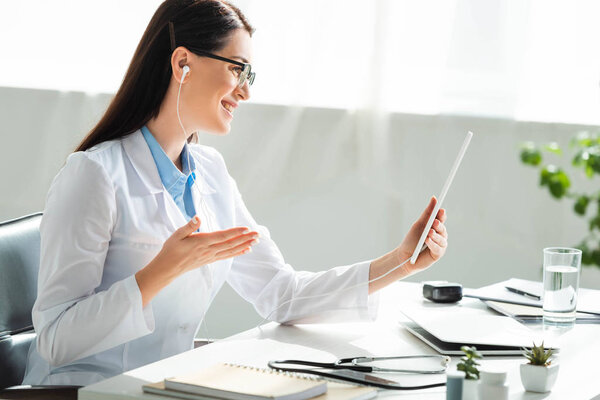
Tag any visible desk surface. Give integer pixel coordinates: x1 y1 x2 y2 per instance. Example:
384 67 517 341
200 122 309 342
79 282 600 400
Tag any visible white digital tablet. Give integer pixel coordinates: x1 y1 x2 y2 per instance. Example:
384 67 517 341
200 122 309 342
410 131 473 264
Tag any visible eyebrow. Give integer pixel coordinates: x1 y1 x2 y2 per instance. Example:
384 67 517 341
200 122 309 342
230 55 250 64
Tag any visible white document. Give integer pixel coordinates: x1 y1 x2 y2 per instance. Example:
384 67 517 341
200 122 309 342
465 278 600 315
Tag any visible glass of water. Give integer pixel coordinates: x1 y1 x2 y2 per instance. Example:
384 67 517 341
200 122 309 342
542 247 582 325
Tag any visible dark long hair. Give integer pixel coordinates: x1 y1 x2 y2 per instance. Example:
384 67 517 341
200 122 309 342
75 0 253 152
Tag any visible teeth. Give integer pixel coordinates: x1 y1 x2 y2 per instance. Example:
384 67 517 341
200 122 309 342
222 102 233 113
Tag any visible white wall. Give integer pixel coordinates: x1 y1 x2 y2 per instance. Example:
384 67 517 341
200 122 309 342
2 86 599 338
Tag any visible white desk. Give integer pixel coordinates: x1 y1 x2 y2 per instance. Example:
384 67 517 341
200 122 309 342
79 282 600 400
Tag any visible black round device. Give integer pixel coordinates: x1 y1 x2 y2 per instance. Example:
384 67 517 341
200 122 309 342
422 282 463 303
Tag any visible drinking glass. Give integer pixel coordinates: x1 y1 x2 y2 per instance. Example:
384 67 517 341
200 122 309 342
542 247 582 325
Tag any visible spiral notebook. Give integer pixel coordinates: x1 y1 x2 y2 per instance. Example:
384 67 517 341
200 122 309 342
147 363 328 400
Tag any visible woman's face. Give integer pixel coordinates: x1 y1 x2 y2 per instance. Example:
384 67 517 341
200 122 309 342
183 29 252 135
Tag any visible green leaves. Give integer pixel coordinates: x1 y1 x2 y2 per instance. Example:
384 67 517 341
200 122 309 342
577 147 600 178
520 141 563 167
520 142 542 166
543 142 562 155
521 141 572 199
570 132 600 178
570 131 600 149
592 249 600 266
457 363 480 380
577 240 600 266
574 196 590 216
520 133 600 270
589 215 600 232
522 342 553 366
579 242 593 265
539 165 570 199
457 346 482 380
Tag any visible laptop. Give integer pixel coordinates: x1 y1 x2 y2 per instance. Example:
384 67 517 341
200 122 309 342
403 321 528 356
399 291 560 356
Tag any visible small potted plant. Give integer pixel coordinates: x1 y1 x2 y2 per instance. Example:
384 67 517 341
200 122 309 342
520 342 559 392
457 346 482 400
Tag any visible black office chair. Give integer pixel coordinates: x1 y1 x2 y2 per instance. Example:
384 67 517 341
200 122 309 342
0 213 79 400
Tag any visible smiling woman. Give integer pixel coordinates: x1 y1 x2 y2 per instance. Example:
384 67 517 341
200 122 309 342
161 27 254 137
75 0 255 152
20 0 448 388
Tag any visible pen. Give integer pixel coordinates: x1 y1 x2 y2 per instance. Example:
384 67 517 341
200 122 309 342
505 286 541 300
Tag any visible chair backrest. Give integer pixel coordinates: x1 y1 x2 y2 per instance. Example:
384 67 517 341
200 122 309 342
0 213 42 389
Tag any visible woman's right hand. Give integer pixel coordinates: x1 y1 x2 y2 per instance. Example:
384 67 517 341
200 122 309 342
135 216 259 307
161 215 259 275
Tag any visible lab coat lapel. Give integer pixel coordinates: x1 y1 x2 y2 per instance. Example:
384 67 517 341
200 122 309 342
121 130 163 195
121 130 186 232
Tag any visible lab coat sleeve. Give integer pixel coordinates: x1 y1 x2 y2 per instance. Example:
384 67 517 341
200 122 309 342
33 152 154 367
224 174 379 324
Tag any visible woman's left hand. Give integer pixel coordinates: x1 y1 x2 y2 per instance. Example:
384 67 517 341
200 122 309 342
368 196 448 294
393 196 448 275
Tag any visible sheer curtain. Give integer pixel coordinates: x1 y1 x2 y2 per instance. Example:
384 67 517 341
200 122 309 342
1 0 598 123
235 0 600 124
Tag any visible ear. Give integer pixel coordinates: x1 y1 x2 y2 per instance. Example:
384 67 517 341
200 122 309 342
171 46 191 83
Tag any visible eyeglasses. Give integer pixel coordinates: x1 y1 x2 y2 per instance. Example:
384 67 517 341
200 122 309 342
189 48 255 88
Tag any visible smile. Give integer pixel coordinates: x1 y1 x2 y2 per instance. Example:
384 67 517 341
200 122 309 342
221 101 234 116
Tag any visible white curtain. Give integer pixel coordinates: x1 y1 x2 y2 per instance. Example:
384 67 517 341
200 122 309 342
1 1 598 123
234 0 600 125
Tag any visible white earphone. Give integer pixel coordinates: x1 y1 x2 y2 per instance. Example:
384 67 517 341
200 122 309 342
175 62 215 341
176 64 191 166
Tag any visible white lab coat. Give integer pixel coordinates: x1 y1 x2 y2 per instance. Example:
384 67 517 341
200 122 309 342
22 129 378 386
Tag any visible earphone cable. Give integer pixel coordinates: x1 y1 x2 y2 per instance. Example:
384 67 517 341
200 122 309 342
177 67 214 342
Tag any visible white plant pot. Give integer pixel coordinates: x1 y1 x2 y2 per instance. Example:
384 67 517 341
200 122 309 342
520 363 559 393
462 378 479 400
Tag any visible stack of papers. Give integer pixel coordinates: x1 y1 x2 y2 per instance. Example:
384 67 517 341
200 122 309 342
483 300 600 323
464 278 600 316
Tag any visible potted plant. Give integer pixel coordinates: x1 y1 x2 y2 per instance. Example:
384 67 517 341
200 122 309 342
457 346 482 400
519 132 600 269
520 342 559 392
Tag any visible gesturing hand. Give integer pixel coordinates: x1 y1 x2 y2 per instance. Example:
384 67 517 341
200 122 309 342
159 216 260 275
136 216 260 307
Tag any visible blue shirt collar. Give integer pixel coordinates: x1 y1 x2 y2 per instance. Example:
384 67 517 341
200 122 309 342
141 125 197 192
